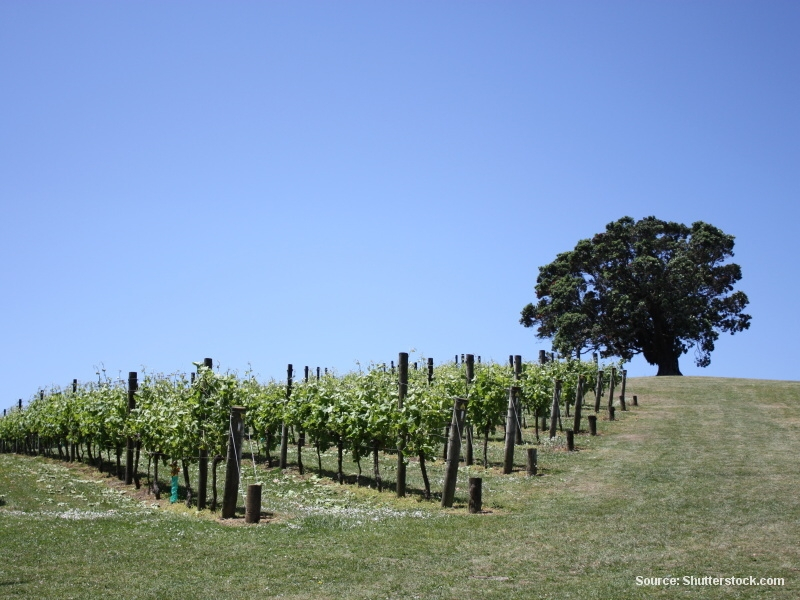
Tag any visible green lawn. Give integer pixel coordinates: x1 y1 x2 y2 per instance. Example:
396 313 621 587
1 376 798 599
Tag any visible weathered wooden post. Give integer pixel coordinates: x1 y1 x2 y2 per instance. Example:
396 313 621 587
609 405 616 421
619 394 627 412
572 375 584 434
70 380 78 462
503 387 521 474
396 352 408 498
469 477 482 514
594 370 604 413
125 372 137 485
588 414 597 436
539 350 547 364
607 367 617 410
197 357 212 510
295 367 307 475
513 355 523 444
620 369 627 408
566 429 575 451
549 380 562 439
222 405 247 519
465 354 475 466
441 397 468 508
526 448 538 476
633 395 638 407
279 364 292 469
427 358 434 384
245 484 262 524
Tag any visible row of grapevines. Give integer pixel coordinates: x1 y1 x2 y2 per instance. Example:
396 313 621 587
1 357 618 492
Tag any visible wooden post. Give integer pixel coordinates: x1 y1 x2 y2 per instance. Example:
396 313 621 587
70 380 77 462
396 352 408 498
468 477 482 514
549 380 562 439
222 406 247 519
513 355 523 444
594 370 604 413
572 375 584 434
609 405 616 421
197 357 212 510
245 484 262 524
279 364 292 469
619 394 627 412
566 429 575 451
296 367 308 475
620 369 627 407
465 354 474 466
633 395 638 407
125 372 137 485
441 397 468 508
607 367 617 410
503 387 520 474
539 350 546 364
427 358 434 384
588 414 597 436
526 448 537 476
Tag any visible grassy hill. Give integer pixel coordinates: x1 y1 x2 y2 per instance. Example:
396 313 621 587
0 377 798 599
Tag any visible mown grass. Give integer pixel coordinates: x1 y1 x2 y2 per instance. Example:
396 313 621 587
1 377 798 599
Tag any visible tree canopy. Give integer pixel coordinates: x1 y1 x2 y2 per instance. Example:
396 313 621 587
520 216 751 375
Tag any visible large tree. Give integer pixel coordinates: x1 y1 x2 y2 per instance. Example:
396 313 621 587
520 216 751 376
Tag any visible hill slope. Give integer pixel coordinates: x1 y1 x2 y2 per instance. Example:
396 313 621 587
0 376 797 599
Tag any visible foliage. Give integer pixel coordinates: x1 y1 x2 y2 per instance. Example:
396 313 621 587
1 357 606 471
520 216 751 375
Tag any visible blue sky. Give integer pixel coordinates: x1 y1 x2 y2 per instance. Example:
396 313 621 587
2 1 798 410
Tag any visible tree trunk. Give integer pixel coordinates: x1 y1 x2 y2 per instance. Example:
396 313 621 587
418 451 431 500
337 436 344 484
372 439 382 492
656 354 683 376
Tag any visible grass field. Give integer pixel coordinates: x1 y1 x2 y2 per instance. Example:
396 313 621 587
1 376 798 599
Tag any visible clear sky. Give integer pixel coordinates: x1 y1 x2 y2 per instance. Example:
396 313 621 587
2 1 798 411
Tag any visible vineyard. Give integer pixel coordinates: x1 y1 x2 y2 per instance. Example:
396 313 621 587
3 375 797 599
0 353 622 515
